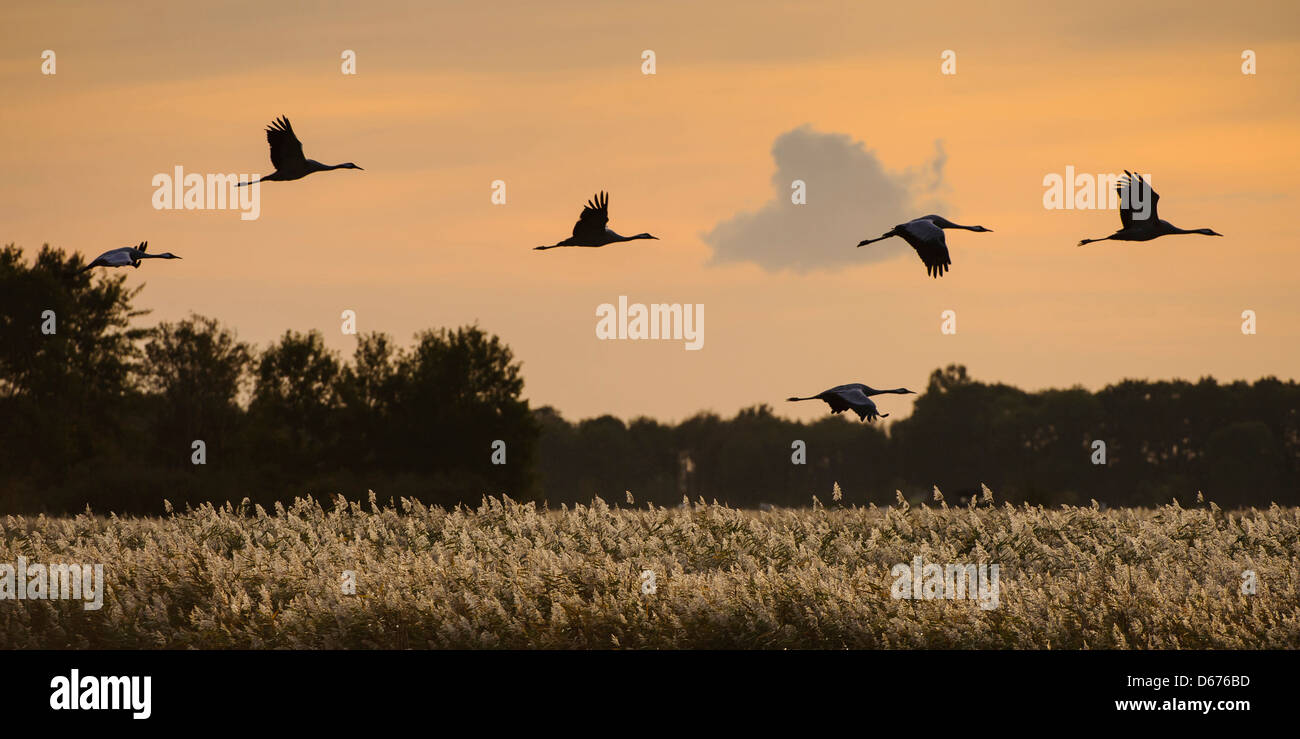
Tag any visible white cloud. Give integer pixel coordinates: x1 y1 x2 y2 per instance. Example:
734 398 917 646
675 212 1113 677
704 126 948 273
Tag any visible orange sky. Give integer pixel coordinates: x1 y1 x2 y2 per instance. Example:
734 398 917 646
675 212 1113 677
2 0 1297 423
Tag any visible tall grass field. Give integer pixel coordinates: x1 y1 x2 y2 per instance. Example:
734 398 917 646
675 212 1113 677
2 488 1296 649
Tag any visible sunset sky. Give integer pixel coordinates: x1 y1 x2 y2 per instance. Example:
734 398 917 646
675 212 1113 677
3 0 1297 423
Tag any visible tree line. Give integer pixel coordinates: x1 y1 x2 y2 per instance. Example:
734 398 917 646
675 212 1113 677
539 364 1298 510
2 244 1296 514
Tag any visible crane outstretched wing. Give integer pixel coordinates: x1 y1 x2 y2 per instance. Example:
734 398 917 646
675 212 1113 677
99 248 135 267
1117 170 1159 228
899 219 951 278
818 390 852 414
572 191 610 241
835 387 883 421
266 116 306 171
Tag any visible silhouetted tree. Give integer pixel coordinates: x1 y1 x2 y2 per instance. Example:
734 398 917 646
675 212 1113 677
335 331 401 468
140 314 252 467
248 330 342 478
0 245 148 509
389 326 537 503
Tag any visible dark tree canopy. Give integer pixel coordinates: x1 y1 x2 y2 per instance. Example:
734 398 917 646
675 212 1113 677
0 244 540 513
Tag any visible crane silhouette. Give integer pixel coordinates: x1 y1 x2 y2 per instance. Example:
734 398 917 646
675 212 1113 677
787 384 916 422
79 242 181 273
236 116 362 186
534 191 657 250
856 215 992 278
1077 171 1221 246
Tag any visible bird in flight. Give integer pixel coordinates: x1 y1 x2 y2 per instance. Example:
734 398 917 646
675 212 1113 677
856 215 992 278
787 384 916 422
237 116 362 186
534 191 658 250
79 242 181 273
1078 171 1221 246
